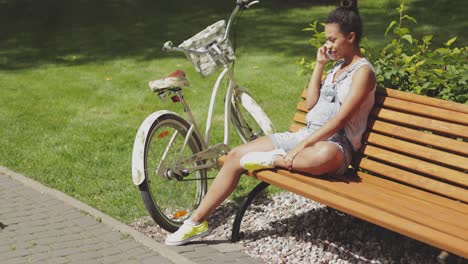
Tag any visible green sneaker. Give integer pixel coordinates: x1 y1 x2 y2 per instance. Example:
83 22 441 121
165 220 209 246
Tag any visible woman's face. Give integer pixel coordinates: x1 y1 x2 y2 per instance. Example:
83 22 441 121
324 23 354 60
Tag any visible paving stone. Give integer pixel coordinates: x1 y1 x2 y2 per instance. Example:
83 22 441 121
97 246 123 257
116 240 140 252
99 254 127 264
141 255 173 264
167 246 197 254
27 245 50 254
45 256 69 264
1 248 30 259
76 251 103 260
2 257 28 264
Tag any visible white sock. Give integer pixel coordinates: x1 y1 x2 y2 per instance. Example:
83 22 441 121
271 149 286 156
185 218 200 226
271 149 286 166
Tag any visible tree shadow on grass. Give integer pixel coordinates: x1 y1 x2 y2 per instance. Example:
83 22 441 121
0 0 465 70
0 0 333 70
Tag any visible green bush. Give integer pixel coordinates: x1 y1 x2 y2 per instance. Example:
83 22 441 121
299 1 468 104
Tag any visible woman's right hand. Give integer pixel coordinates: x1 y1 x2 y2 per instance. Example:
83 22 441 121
316 44 331 66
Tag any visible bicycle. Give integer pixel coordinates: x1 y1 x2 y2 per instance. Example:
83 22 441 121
131 0 274 232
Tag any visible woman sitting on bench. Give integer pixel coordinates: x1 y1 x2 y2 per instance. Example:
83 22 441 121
165 0 377 246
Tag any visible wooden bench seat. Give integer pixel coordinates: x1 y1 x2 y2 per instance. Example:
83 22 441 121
223 87 468 259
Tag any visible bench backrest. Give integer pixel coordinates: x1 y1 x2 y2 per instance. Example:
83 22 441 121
290 87 468 204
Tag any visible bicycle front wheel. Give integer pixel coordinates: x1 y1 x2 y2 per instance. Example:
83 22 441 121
138 113 207 232
231 90 275 143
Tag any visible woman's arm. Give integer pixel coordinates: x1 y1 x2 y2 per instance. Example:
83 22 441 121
284 65 376 163
306 45 331 109
306 62 324 110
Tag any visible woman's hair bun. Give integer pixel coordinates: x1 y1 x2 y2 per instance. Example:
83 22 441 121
327 0 362 44
341 0 358 12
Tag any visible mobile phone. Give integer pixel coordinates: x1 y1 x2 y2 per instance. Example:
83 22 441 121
326 50 336 60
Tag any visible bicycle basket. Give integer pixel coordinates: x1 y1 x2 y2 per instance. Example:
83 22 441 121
179 20 235 77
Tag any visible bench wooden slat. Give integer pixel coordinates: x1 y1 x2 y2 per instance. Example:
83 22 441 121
296 101 308 113
375 96 468 125
300 89 307 99
362 145 468 187
359 158 468 204
248 169 468 258
289 123 305 133
365 132 468 171
369 120 468 156
293 112 307 125
376 87 468 114
274 171 468 236
356 168 468 213
371 108 468 139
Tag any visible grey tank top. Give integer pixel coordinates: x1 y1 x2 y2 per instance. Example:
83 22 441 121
305 58 375 150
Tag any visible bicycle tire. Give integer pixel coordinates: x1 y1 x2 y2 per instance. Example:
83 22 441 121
231 90 275 143
138 113 207 232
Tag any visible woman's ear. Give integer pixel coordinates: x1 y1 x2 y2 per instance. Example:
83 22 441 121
347 32 356 44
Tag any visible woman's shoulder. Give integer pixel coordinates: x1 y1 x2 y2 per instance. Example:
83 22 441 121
357 58 375 72
353 62 376 89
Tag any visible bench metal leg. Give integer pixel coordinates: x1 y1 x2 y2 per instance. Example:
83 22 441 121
231 181 270 242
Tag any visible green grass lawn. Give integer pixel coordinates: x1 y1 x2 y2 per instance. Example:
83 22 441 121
1 0 466 223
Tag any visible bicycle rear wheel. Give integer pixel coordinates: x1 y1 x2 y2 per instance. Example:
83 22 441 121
231 90 275 143
138 113 207 232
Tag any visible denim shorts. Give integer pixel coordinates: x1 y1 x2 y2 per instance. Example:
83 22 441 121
268 129 353 176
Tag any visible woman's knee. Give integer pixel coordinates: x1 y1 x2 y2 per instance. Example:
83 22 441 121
294 142 343 171
226 145 246 161
226 137 274 160
313 142 343 164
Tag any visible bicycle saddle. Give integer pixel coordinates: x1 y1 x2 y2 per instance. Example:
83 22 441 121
148 70 189 92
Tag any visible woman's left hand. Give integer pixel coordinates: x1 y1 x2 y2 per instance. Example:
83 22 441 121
283 142 306 170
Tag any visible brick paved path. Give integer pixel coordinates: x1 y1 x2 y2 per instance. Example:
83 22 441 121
0 167 262 264
0 170 172 264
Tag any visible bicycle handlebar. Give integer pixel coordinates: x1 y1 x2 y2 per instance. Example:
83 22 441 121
162 1 260 54
236 0 259 10
162 41 210 54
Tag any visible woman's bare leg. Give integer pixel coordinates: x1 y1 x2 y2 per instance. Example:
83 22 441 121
190 136 275 222
274 141 344 175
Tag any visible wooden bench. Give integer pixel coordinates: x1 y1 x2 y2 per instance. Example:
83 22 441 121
222 87 468 259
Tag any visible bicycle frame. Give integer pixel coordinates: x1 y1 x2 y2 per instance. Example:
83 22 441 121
165 63 241 175
159 3 259 164
137 0 266 180
205 65 243 146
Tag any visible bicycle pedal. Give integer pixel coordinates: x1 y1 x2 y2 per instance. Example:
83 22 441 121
164 169 181 180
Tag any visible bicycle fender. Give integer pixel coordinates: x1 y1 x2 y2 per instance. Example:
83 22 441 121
132 110 179 186
239 92 275 135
